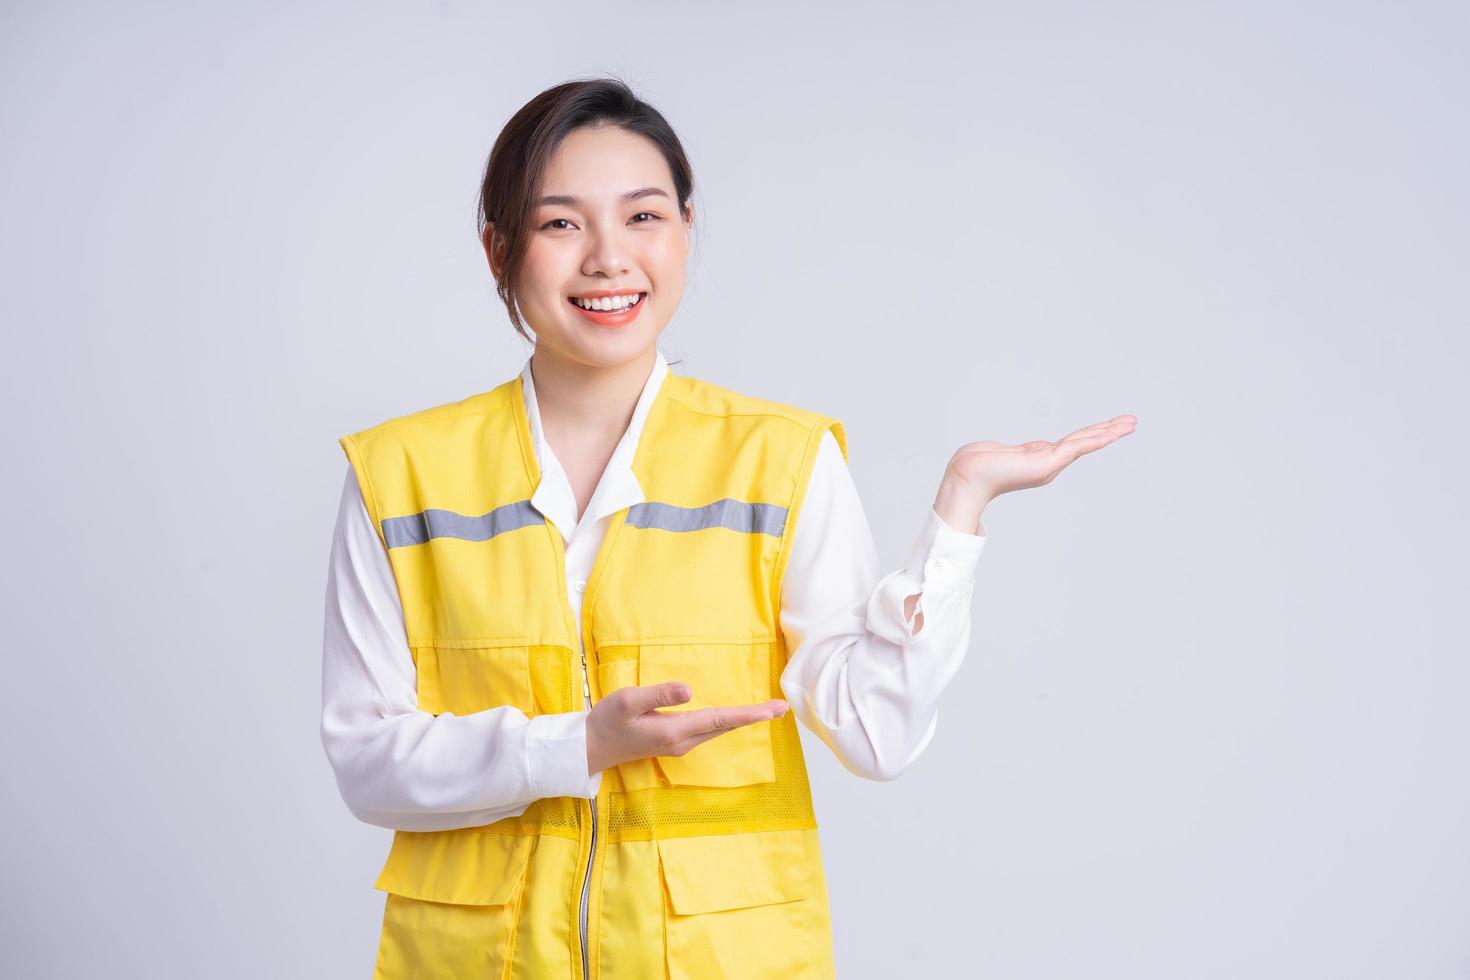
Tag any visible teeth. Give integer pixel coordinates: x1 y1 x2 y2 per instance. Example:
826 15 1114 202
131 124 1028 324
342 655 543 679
573 293 641 311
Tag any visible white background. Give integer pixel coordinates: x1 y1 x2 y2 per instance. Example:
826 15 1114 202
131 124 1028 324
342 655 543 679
2 1 1466 976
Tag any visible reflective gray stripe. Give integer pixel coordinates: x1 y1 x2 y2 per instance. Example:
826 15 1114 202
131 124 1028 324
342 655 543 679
381 499 543 549
625 498 786 537
382 496 787 548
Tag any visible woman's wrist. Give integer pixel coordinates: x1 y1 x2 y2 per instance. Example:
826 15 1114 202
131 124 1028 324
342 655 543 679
933 472 990 536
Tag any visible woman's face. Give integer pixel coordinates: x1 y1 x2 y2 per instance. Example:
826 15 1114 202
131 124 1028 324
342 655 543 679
503 123 691 368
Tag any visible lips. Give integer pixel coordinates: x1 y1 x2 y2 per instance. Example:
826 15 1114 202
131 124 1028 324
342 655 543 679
567 291 647 327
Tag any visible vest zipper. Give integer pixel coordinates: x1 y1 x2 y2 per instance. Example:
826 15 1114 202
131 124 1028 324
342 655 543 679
578 652 596 980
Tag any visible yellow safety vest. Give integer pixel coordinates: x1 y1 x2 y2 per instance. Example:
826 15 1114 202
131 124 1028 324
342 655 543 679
339 365 848 979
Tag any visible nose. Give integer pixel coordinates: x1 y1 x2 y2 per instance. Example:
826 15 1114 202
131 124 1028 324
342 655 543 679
581 224 631 279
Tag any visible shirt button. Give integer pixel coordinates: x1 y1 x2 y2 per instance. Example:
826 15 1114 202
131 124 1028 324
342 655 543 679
573 580 587 593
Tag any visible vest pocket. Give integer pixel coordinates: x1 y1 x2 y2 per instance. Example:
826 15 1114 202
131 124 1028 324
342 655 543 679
413 643 535 717
656 828 815 979
372 832 535 979
633 642 778 790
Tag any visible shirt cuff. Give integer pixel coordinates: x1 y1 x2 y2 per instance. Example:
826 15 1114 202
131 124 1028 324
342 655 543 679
904 507 987 590
527 711 602 799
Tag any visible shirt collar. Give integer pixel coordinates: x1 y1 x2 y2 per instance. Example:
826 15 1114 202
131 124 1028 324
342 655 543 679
520 347 669 542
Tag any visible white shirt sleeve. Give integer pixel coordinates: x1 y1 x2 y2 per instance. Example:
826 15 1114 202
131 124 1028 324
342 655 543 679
778 430 987 781
320 464 600 833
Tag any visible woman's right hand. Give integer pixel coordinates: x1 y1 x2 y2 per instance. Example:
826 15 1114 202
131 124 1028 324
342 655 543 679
586 681 788 776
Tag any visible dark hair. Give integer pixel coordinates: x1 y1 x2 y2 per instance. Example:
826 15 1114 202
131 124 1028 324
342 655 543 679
476 75 696 342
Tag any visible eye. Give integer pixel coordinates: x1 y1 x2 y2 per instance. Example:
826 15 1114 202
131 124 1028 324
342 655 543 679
540 218 576 230
630 212 660 223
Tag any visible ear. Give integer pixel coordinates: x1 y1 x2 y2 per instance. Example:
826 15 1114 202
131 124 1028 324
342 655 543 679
482 223 503 280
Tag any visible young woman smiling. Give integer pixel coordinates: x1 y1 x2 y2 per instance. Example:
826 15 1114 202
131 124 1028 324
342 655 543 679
322 77 1135 980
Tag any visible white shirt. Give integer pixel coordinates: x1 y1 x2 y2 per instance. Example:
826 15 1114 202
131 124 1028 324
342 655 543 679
321 348 987 831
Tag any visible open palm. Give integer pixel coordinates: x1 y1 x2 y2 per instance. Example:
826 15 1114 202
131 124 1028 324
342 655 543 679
949 414 1138 500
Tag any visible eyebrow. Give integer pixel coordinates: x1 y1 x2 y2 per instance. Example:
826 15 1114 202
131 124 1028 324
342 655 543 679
536 187 672 207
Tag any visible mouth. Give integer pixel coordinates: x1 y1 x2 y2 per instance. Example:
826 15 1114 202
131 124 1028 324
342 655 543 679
567 291 647 326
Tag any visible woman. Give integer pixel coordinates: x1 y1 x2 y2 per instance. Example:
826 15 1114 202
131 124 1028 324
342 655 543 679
321 77 1135 979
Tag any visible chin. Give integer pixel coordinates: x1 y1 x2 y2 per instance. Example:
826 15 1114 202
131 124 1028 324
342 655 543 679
540 326 661 367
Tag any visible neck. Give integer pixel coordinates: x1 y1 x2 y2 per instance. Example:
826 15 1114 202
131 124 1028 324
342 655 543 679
529 345 657 442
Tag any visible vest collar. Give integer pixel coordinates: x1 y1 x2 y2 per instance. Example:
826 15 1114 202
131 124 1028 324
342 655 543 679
517 347 670 543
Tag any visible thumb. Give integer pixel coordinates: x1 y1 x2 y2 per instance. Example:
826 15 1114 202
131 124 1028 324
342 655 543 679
624 680 693 715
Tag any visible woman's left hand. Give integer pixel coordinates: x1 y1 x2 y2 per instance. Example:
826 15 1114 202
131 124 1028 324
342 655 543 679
932 414 1138 535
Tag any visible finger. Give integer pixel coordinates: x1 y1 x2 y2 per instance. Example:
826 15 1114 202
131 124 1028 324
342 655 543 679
1056 419 1135 451
1054 428 1129 462
671 702 790 753
1056 416 1135 444
623 680 694 716
987 417 1137 456
663 700 789 740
